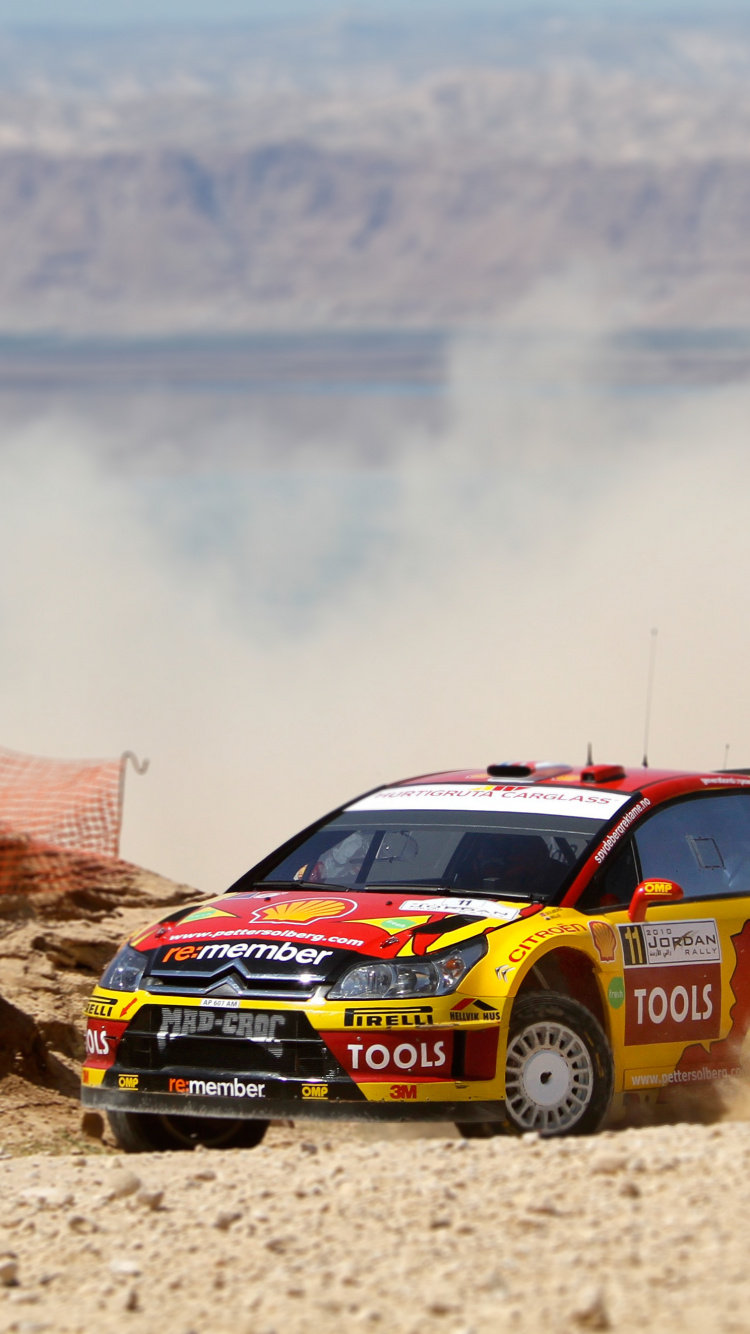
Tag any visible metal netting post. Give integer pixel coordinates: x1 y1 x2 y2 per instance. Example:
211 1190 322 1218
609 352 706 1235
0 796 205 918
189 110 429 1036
117 751 150 857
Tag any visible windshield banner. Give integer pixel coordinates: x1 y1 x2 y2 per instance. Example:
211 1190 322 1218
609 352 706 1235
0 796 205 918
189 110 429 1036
349 784 629 818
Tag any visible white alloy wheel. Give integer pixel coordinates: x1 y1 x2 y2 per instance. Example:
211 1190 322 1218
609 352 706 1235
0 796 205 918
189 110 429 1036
505 1019 594 1133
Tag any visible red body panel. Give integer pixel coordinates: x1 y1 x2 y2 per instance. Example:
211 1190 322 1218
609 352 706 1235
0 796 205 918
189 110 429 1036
133 888 507 957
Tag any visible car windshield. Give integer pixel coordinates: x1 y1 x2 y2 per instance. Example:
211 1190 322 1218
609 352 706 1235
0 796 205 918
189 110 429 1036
257 805 611 901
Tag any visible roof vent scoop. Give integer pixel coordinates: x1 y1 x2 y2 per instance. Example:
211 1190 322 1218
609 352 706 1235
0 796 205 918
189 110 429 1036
486 762 573 781
581 764 626 784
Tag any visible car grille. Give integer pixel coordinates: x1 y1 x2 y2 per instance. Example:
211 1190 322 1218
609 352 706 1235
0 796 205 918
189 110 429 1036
116 1004 341 1080
144 970 319 1002
143 953 354 1003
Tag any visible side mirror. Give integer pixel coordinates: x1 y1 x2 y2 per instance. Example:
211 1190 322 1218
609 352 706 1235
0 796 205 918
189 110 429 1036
628 878 684 923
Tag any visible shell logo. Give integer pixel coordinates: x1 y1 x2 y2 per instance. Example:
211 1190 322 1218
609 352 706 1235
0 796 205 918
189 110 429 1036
251 897 355 924
589 919 618 964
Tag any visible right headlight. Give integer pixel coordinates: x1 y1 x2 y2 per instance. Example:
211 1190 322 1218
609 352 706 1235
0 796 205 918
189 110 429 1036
99 943 148 993
327 936 487 1000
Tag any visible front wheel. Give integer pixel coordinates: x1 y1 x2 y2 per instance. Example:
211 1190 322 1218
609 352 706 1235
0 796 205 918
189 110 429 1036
502 992 613 1136
107 1110 270 1153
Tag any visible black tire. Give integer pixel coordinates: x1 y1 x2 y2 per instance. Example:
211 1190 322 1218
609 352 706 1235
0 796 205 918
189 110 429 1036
501 992 613 1137
107 1110 270 1153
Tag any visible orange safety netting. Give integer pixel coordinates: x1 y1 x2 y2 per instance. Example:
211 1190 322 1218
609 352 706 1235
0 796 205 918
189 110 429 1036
0 837 139 901
0 745 124 859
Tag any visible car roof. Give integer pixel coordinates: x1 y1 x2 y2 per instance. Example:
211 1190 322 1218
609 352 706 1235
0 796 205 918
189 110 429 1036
390 762 750 796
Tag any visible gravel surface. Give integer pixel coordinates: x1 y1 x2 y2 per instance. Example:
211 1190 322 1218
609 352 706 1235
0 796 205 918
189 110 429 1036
1 1117 749 1334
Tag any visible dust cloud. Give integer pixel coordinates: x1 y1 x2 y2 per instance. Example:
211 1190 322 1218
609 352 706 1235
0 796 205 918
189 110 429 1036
1 327 749 891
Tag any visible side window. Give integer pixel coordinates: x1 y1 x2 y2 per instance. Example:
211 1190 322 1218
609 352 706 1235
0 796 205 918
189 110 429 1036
578 839 639 913
634 793 750 900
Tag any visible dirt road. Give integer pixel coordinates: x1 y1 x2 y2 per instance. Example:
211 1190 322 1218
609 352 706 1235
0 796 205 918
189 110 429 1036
0 1116 749 1334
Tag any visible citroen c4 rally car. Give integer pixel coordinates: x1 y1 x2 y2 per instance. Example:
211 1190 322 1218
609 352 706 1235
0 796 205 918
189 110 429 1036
82 761 750 1150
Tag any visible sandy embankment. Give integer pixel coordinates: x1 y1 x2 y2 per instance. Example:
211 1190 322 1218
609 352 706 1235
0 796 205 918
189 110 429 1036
0 842 203 1153
1 1119 750 1334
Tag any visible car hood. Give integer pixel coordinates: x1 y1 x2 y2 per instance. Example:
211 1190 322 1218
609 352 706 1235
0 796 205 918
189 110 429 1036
132 886 534 968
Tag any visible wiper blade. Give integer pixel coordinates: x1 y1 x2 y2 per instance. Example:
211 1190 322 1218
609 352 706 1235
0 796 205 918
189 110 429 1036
243 880 543 901
364 883 540 901
248 880 356 892
236 880 308 892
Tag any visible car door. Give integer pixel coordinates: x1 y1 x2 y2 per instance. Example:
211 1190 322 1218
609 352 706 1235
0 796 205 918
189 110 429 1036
582 791 750 1091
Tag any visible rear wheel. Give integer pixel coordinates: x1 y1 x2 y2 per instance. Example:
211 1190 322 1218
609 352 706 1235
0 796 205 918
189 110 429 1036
503 993 613 1136
107 1110 270 1153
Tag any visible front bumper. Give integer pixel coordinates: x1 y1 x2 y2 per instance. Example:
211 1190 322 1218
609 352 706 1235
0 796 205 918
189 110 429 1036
81 1081 506 1123
82 993 506 1122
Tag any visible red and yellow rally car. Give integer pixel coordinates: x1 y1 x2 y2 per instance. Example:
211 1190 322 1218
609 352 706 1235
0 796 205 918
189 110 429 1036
82 761 750 1149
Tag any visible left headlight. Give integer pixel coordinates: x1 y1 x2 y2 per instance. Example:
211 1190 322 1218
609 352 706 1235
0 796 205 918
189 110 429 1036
327 936 487 1000
99 943 148 992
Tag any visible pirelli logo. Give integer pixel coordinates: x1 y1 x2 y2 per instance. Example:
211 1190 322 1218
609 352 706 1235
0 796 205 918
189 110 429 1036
344 1006 433 1028
86 998 118 1019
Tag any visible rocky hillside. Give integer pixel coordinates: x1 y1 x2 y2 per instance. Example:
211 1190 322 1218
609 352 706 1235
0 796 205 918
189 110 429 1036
0 844 203 1152
4 143 750 333
3 52 750 333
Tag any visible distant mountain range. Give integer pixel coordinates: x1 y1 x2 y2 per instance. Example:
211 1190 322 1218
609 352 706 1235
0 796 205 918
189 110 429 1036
1 20 750 333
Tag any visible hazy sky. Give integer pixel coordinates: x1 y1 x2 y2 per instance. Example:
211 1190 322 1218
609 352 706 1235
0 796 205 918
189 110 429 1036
2 0 747 26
